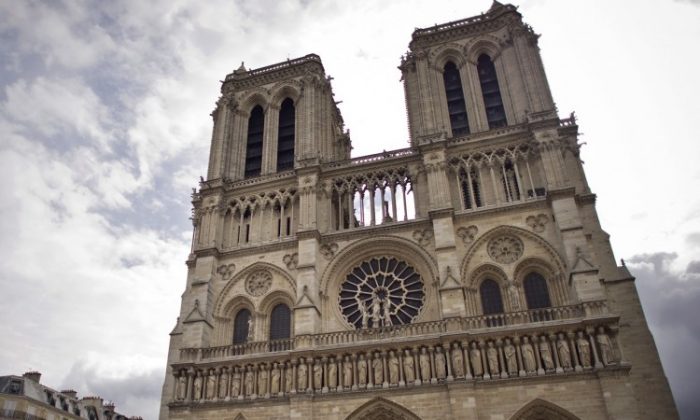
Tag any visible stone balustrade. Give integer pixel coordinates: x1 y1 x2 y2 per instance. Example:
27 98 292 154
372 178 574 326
169 318 621 405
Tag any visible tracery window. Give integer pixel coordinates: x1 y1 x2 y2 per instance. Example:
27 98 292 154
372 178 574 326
269 303 291 340
443 61 470 136
523 272 552 309
477 54 507 129
480 279 504 314
339 257 425 329
276 98 295 171
459 167 482 209
233 308 251 344
244 105 264 178
501 159 521 201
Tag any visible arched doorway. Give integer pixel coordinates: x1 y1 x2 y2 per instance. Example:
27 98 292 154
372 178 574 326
509 398 581 420
345 397 421 420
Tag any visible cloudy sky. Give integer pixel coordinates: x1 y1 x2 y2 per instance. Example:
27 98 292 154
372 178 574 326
0 0 698 419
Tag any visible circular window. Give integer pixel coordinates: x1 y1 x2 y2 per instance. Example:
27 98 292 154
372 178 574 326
338 257 425 329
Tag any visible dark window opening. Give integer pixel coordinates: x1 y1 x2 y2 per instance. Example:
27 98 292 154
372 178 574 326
460 168 482 209
286 217 291 236
524 272 552 309
443 62 470 136
269 304 291 340
477 54 507 129
245 105 264 178
233 309 251 344
502 160 521 201
480 279 504 314
277 98 295 171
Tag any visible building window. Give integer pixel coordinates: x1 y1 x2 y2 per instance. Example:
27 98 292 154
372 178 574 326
233 308 251 344
501 159 521 201
245 105 264 178
443 61 470 136
459 167 482 209
277 98 295 171
477 54 507 129
269 304 291 340
480 279 504 314
523 272 552 309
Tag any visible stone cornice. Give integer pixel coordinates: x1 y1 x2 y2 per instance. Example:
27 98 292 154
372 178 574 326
453 197 548 221
223 54 325 90
321 218 432 243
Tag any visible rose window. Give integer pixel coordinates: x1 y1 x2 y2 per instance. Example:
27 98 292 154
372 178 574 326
487 235 524 264
339 257 425 329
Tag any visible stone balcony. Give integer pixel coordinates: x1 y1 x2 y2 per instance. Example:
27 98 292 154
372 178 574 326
169 301 624 406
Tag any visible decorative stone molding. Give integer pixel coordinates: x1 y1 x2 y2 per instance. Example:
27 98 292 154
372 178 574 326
216 263 236 281
456 225 478 245
525 214 549 233
412 229 434 248
320 243 339 260
487 235 524 264
245 270 273 297
282 253 298 270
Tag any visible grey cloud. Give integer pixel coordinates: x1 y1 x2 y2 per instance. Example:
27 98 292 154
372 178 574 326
628 252 700 419
685 232 700 247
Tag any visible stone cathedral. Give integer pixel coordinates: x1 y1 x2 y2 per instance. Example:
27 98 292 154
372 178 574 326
159 3 678 419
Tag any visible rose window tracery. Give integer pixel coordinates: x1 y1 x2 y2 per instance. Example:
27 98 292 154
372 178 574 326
339 257 425 329
487 235 524 264
245 270 272 296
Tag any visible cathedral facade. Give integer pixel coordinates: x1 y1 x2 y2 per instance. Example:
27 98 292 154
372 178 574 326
159 3 678 419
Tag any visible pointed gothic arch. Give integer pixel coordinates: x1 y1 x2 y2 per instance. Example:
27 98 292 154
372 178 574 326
345 397 422 420
508 398 581 420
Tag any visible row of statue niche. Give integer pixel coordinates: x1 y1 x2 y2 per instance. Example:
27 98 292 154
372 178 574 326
174 327 617 401
358 292 392 329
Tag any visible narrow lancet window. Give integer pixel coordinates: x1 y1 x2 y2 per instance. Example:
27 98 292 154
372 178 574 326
443 61 470 136
524 272 552 309
277 98 295 171
245 105 264 178
269 304 291 340
460 167 482 209
480 279 504 314
477 54 507 129
233 309 251 344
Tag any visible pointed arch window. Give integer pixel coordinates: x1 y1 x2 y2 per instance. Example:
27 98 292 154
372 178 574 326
269 303 291 340
443 61 470 136
459 167 482 209
233 308 251 344
523 272 552 309
480 279 504 315
477 54 507 129
277 98 295 171
244 105 264 178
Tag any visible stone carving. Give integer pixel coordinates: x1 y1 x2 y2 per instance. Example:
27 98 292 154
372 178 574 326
504 339 518 375
298 359 308 390
403 349 415 383
245 270 272 297
412 229 434 247
470 342 483 377
193 372 203 400
526 214 549 233
388 351 400 385
328 358 338 388
271 364 280 394
231 369 241 397
452 343 464 378
313 360 323 390
521 337 537 373
247 316 255 340
284 363 293 392
343 356 353 388
320 242 339 260
487 235 524 264
577 331 592 368
357 354 368 386
218 369 228 399
258 367 268 395
216 263 236 281
282 253 298 270
487 342 499 376
456 225 479 244
597 327 615 365
557 333 572 369
176 374 186 400
206 370 216 400
244 370 254 396
360 301 370 329
419 347 431 381
372 354 383 384
435 347 447 379
539 336 554 370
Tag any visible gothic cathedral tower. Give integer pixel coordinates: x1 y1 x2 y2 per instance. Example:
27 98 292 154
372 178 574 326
159 3 678 419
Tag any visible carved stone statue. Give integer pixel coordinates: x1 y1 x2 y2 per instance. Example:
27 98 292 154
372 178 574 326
371 295 382 328
521 337 536 373
419 347 431 381
313 360 323 390
539 336 554 370
358 354 368 386
206 370 216 400
486 342 499 376
382 300 392 327
218 370 228 399
507 281 521 311
244 369 254 396
176 374 186 400
193 373 202 400
298 359 308 390
403 349 415 383
557 333 572 369
247 316 255 340
435 347 447 379
388 351 400 384
451 343 464 378
360 301 369 329
343 356 353 388
372 354 384 384
271 364 280 394
258 367 268 395
577 331 592 368
597 327 614 365
328 358 338 388
470 342 483 377
231 369 241 397
284 364 293 392
504 338 518 375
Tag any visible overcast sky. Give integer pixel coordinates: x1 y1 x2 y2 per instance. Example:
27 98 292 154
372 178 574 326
0 1 698 419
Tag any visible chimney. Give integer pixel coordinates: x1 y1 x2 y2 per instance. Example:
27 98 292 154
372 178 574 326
23 371 41 383
61 390 78 398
